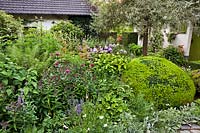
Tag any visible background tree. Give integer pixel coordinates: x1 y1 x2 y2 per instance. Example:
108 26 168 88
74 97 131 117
91 0 185 55
184 0 200 33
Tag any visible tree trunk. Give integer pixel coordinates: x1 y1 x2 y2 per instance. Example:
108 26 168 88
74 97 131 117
142 26 149 56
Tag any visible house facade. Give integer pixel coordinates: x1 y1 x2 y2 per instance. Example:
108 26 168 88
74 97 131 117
0 0 92 30
137 23 198 59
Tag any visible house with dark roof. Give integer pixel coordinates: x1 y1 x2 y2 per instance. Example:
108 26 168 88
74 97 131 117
0 0 92 29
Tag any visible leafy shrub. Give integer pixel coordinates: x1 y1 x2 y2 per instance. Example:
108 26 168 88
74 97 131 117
122 32 138 47
51 21 84 52
162 45 185 66
127 94 154 121
66 102 112 133
40 58 96 100
9 55 93 132
191 69 200 93
106 36 116 44
93 53 131 76
96 81 131 120
0 59 38 132
51 21 84 43
122 56 196 109
0 11 22 49
84 37 105 48
32 55 131 130
187 61 200 70
7 28 62 75
129 43 142 56
167 32 177 43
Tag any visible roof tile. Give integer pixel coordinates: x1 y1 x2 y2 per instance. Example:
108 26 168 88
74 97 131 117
0 0 91 15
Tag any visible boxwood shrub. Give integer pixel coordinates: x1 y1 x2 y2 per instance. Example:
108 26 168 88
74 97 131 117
122 56 195 109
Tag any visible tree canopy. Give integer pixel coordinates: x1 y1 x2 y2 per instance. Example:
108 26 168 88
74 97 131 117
91 0 199 55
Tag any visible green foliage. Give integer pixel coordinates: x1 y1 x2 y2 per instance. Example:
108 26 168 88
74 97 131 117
0 11 22 49
91 0 186 55
187 61 200 70
167 32 177 43
67 102 111 132
122 32 138 47
111 26 133 34
0 59 38 132
162 45 186 66
84 37 105 48
30 55 131 131
69 16 96 37
191 69 200 93
93 53 131 76
129 43 142 57
40 58 95 101
96 82 131 120
7 28 62 75
67 83 148 130
122 56 196 109
106 36 116 44
91 0 187 33
149 31 164 52
127 94 154 121
51 20 84 43
110 103 200 132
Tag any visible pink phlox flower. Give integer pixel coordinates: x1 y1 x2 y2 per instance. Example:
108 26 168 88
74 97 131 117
54 61 59 67
65 69 71 74
55 51 60 56
90 64 95 68
81 64 85 67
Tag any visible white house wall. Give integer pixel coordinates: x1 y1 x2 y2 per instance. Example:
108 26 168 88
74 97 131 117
14 14 68 30
137 23 193 57
166 23 193 57
26 19 61 30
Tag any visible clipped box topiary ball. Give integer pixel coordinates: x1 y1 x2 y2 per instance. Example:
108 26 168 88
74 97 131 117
122 56 195 109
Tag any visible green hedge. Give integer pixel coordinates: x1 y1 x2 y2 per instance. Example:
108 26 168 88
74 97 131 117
122 32 138 47
189 34 200 61
187 61 200 70
122 56 195 109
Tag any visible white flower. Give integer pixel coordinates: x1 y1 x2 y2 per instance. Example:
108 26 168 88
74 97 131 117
103 124 108 127
99 116 104 119
63 125 68 130
83 114 87 118
87 128 90 131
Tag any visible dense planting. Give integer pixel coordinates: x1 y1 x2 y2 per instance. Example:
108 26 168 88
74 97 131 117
162 45 186 66
6 29 62 75
0 12 200 132
122 56 196 108
92 53 130 76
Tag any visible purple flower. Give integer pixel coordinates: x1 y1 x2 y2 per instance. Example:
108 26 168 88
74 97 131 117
92 48 98 53
17 95 24 107
107 47 112 53
104 46 108 50
100 48 103 52
76 104 82 115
